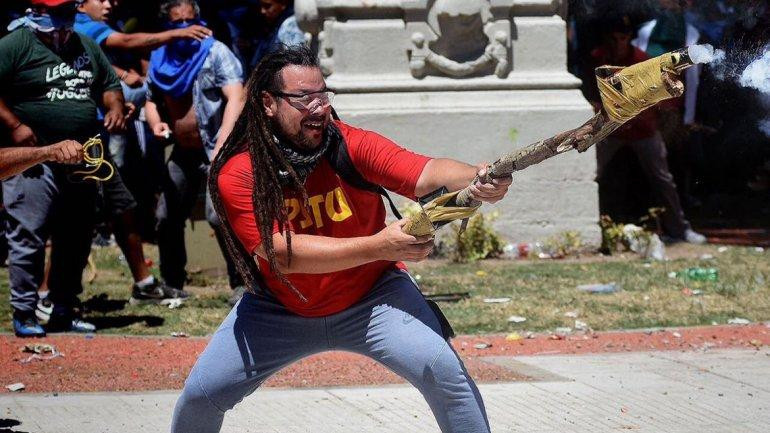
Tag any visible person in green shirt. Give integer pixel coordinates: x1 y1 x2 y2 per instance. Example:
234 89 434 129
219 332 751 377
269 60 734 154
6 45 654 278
0 0 125 337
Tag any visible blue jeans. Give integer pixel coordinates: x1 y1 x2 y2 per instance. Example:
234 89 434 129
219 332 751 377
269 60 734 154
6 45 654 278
3 163 97 312
171 270 490 433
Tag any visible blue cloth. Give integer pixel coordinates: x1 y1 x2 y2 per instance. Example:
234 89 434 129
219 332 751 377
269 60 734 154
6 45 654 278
7 10 75 32
146 41 243 160
74 13 115 46
148 24 215 99
171 269 490 433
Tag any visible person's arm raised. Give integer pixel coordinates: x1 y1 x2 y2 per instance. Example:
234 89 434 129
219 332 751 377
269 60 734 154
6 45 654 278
104 25 212 51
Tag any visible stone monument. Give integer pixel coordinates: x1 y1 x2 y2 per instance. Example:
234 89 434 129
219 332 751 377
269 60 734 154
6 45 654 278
296 0 599 244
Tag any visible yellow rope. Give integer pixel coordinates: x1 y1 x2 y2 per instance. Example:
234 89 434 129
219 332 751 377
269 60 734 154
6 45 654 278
71 135 115 182
404 191 481 236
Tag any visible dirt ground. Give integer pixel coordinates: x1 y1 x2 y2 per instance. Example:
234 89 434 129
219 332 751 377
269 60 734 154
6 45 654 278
2 323 767 393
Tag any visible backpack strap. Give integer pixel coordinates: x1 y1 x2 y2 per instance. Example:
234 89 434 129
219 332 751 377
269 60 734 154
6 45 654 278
327 109 403 220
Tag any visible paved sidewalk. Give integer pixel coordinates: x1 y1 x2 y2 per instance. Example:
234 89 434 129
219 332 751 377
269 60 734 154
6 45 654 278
2 348 769 432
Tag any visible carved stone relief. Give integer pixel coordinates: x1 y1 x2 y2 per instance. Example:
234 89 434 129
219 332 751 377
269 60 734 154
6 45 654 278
407 0 511 79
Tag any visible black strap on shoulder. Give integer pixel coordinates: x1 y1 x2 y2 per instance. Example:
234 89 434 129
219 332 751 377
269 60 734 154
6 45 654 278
327 109 403 220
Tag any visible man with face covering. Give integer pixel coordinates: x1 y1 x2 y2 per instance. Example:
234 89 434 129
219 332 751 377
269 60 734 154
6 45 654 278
144 0 245 301
0 0 125 337
172 45 512 433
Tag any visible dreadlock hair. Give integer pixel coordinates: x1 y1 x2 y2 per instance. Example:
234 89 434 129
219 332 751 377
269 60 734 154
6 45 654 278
208 44 320 302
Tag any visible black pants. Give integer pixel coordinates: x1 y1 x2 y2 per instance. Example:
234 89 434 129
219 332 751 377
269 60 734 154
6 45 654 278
156 147 242 289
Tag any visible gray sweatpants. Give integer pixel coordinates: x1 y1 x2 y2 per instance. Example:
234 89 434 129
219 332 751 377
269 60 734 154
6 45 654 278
171 269 490 433
3 163 97 312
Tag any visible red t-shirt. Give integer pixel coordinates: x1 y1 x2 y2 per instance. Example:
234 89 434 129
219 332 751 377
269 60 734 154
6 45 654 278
218 120 432 317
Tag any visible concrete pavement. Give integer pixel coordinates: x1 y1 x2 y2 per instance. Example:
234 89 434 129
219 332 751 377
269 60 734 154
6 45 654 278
1 347 769 432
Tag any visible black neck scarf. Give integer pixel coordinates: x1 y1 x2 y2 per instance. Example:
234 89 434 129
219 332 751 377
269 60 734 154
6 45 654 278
274 123 340 185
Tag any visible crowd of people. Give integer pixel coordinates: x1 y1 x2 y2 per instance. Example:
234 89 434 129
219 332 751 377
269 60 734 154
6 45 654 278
0 0 767 342
0 0 304 338
570 0 770 232
1 2 768 431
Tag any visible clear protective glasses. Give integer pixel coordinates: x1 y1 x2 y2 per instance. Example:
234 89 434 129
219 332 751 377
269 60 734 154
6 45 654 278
272 89 335 112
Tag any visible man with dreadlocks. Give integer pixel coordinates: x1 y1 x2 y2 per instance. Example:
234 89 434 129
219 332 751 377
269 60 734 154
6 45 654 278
172 45 511 433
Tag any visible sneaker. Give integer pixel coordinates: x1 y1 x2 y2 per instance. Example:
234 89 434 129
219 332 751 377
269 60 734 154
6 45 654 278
13 312 45 338
228 285 247 306
69 318 96 333
159 285 190 307
46 305 95 334
130 279 190 305
35 294 53 325
684 229 708 245
46 317 96 333
92 233 116 248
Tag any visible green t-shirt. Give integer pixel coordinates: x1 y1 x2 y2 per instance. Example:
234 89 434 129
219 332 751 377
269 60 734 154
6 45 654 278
0 28 121 145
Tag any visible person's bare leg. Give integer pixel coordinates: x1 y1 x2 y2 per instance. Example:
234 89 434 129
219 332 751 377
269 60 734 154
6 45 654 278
112 208 151 283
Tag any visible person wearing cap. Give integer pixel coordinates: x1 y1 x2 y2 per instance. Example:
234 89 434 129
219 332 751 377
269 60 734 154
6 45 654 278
0 0 126 337
143 0 246 302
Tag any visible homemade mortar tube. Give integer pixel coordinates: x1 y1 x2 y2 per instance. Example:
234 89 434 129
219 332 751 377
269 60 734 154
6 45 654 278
402 45 716 237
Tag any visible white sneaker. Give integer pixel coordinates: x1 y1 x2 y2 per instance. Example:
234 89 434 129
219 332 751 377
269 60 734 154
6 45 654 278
684 229 707 244
35 295 53 325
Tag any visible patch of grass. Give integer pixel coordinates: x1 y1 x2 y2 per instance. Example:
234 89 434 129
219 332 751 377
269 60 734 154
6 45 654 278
0 243 768 336
412 244 770 334
0 244 232 337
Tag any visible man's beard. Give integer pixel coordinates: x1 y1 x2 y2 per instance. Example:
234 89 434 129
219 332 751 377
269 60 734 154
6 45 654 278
274 116 327 152
286 128 317 151
271 122 337 185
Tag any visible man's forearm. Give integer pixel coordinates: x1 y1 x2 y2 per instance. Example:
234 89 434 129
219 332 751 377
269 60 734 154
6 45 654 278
0 97 21 130
112 65 127 81
213 88 246 158
256 233 382 274
105 30 180 51
0 146 48 180
414 158 478 197
102 89 124 113
144 100 163 128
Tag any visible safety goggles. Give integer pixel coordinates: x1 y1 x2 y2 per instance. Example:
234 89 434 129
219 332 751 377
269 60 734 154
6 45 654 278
272 90 335 112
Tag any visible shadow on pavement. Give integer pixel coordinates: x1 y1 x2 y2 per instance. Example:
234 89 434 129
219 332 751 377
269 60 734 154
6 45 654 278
0 418 30 433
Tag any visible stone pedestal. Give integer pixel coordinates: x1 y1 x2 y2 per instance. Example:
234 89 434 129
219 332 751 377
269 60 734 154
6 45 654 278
298 0 599 243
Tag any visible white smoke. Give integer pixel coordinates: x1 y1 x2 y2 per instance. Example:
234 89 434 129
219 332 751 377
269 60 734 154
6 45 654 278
740 49 770 94
688 44 726 65
737 49 770 137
